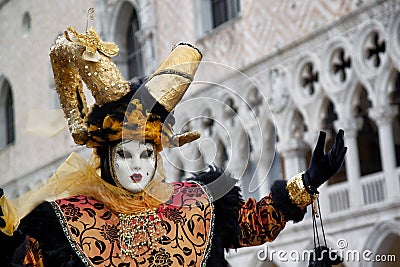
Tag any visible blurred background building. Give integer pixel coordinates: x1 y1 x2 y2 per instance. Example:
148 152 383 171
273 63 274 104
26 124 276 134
1 0 400 266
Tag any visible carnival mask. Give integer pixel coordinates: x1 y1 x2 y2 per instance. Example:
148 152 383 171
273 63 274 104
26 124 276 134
112 140 157 193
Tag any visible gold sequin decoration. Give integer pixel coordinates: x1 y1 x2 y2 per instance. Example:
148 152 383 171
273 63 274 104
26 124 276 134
66 26 119 58
49 26 130 144
119 209 166 259
286 172 318 209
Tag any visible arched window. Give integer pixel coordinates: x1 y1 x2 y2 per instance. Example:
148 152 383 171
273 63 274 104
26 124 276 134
391 72 400 167
127 8 143 79
0 78 15 149
114 2 143 80
323 101 347 184
356 88 382 176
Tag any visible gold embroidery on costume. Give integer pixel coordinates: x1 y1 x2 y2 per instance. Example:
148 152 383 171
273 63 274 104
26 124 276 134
51 182 214 267
238 195 286 247
23 237 44 267
119 209 166 258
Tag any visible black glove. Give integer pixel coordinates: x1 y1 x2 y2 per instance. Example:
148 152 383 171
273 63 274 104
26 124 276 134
304 130 347 192
0 188 5 228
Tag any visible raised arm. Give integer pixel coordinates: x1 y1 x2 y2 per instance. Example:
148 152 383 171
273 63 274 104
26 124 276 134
236 130 347 247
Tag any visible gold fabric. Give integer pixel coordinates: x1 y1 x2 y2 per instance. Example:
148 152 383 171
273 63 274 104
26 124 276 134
146 44 202 112
49 27 130 144
0 195 19 236
12 152 173 220
65 26 119 58
286 172 317 209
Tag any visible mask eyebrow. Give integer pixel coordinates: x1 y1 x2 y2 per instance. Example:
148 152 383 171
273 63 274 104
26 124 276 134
138 142 154 151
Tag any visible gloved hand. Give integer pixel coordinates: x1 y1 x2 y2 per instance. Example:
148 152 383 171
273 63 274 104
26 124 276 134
304 129 347 192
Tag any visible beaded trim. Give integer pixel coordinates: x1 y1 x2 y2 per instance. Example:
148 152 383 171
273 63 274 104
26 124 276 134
150 69 193 82
171 42 203 57
286 172 318 209
50 182 215 266
118 208 166 259
50 201 93 267
190 180 215 267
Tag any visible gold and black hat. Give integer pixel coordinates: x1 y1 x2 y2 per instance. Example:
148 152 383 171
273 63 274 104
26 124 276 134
50 26 202 151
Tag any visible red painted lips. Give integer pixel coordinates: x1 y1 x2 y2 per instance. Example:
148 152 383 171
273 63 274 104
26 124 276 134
130 173 142 182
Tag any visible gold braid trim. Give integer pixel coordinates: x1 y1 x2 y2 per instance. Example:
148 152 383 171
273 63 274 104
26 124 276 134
286 172 318 209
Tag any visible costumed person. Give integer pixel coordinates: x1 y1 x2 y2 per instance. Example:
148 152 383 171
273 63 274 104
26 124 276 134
0 24 347 267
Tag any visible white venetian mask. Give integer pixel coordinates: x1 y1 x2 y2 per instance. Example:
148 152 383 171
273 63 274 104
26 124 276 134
112 140 157 193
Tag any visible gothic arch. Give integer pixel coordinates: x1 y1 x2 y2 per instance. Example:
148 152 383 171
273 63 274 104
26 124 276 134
284 108 307 141
304 95 330 141
348 83 371 119
362 220 400 267
388 9 400 71
110 1 143 79
375 63 398 106
354 86 382 176
111 0 141 35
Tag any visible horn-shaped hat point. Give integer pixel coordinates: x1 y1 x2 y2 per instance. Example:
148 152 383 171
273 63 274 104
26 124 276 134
145 43 202 112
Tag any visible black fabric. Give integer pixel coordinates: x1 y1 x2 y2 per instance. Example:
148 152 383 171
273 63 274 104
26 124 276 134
18 202 84 267
308 246 343 266
87 78 174 132
135 85 175 125
86 77 176 147
189 166 242 267
270 180 307 223
87 78 143 126
0 229 26 266
96 145 116 186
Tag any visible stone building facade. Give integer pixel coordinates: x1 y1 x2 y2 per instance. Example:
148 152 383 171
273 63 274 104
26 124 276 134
1 0 400 266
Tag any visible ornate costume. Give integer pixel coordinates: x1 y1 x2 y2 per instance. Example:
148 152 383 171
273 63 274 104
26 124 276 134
0 24 346 267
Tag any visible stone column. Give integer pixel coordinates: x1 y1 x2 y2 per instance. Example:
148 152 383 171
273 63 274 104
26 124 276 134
252 141 275 199
137 0 157 74
334 118 363 207
369 105 399 201
277 138 309 180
